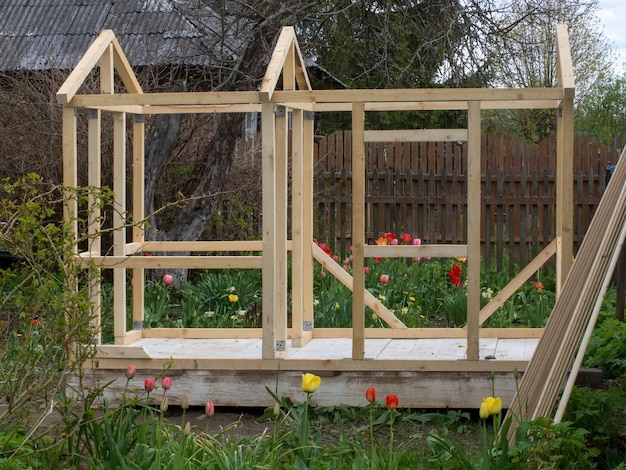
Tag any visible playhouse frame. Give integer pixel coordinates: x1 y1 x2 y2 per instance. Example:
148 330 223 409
57 26 575 407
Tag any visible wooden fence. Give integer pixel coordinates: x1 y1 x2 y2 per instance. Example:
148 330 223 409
314 131 623 271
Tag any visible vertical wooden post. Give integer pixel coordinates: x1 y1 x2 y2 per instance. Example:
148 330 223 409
62 106 78 245
274 105 289 358
292 110 315 347
132 114 145 334
113 112 127 344
556 24 575 296
466 101 481 361
352 102 366 359
291 108 306 346
262 102 277 359
87 109 102 344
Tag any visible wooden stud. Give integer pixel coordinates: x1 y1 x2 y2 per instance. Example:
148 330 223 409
275 105 289 358
132 115 145 333
87 109 102 344
364 129 468 142
291 108 305 346
259 27 297 101
352 102 366 359
261 102 277 359
466 101 481 361
113 112 127 344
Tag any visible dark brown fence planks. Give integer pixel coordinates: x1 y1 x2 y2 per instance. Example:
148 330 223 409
314 131 622 270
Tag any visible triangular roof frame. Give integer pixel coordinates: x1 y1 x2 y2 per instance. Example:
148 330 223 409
56 26 311 105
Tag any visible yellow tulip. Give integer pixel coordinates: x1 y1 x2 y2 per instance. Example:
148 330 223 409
480 396 502 418
302 373 321 393
479 401 490 419
228 294 239 303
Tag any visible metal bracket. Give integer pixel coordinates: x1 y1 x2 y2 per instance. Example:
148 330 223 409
304 111 315 121
275 340 286 351
134 114 145 123
88 109 99 120
275 105 286 117
303 321 312 331
133 320 144 330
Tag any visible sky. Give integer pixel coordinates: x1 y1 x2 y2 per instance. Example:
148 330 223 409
596 0 626 73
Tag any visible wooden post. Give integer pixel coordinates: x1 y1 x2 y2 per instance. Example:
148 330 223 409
300 110 316 345
274 105 288 359
132 114 145 334
113 112 127 344
352 102 365 359
466 101 481 361
62 106 78 243
87 109 102 344
556 24 575 295
262 102 277 359
291 108 305 346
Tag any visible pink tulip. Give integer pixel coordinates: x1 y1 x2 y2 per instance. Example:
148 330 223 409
205 401 215 417
144 378 155 393
364 266 369 274
181 392 189 410
125 364 136 380
380 274 389 285
321 270 327 279
390 238 398 245
162 274 173 286
161 376 172 391
412 238 422 246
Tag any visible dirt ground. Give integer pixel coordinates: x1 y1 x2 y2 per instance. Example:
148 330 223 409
165 406 272 438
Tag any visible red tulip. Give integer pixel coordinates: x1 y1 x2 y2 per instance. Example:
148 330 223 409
386 393 399 410
365 387 376 403
205 401 215 417
401 233 412 244
534 281 544 293
144 378 155 393
125 364 136 379
161 376 172 391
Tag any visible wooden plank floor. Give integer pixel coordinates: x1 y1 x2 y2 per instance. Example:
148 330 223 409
130 337 539 362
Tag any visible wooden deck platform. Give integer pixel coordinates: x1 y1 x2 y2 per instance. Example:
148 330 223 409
77 336 538 409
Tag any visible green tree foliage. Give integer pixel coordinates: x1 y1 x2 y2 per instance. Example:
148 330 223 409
575 74 626 148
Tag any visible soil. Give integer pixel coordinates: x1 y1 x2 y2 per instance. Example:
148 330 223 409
165 406 272 439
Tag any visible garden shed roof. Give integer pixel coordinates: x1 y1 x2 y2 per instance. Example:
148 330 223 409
0 0 243 71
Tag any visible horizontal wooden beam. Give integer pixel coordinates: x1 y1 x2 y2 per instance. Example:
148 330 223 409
363 244 468 259
310 100 561 112
364 129 467 142
69 91 261 107
272 88 565 104
76 254 263 269
141 240 269 252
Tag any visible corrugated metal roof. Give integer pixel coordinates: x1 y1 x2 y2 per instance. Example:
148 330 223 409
0 0 232 71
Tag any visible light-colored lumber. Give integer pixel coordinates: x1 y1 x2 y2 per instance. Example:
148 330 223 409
141 104 262 114
352 102 366 359
312 244 407 330
62 106 78 242
76 255 263 269
113 112 127 344
261 102 277 359
274 104 289 358
556 24 575 94
466 101 482 361
132 115 145 331
142 240 266 252
473 239 557 326
259 26 297 101
271 88 565 104
291 108 305 346
88 109 102 343
57 30 115 104
506 145 626 443
111 36 143 95
100 44 114 95
364 129 467 142
124 242 143 255
69 91 261 107
555 216 626 422
364 244 467 259
310 100 561 113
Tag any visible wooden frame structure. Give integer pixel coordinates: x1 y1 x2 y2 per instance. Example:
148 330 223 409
58 26 576 408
